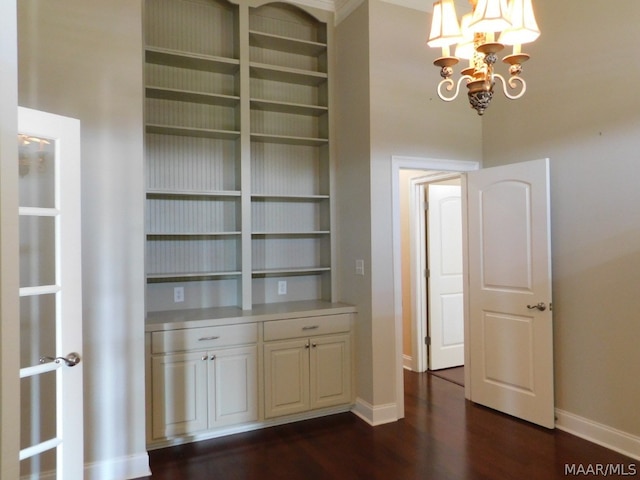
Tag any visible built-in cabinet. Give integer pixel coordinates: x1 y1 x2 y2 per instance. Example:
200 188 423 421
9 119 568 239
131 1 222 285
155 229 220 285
264 314 351 418
146 305 355 447
144 0 348 449
149 323 259 440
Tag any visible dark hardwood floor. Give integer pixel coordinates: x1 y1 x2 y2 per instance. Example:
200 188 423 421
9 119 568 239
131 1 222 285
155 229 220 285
140 371 638 479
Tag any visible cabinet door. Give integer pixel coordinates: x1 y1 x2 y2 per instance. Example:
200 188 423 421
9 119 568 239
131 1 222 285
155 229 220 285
151 351 208 439
310 334 352 410
208 345 258 428
264 338 310 418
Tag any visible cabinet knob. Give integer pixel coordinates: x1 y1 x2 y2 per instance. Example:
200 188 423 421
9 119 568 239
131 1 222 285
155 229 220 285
201 355 208 361
210 355 216 361
305 342 310 349
312 343 317 348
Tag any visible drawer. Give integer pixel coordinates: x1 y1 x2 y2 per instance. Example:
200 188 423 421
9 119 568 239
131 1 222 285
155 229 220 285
264 314 351 342
152 323 258 354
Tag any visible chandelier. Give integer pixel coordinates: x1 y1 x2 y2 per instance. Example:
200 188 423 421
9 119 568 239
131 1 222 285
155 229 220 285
427 0 540 115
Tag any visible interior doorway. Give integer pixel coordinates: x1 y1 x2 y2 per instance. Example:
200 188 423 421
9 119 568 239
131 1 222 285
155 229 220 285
400 170 463 373
391 156 479 418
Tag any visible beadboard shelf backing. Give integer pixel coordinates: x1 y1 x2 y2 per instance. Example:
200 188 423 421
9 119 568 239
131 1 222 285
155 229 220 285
144 0 334 314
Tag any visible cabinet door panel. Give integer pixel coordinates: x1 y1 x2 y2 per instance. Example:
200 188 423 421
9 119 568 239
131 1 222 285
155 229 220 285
264 339 309 418
152 352 208 439
209 345 258 427
310 334 351 409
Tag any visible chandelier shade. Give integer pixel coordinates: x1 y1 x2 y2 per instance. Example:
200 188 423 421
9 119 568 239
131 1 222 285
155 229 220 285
498 0 540 45
469 0 511 33
427 0 463 48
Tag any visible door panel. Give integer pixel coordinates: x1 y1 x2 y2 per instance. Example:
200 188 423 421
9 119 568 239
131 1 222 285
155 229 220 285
466 158 554 428
428 184 464 370
264 339 310 418
210 345 258 427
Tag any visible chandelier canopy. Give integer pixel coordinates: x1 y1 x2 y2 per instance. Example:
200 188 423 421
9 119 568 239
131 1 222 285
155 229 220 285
427 0 540 115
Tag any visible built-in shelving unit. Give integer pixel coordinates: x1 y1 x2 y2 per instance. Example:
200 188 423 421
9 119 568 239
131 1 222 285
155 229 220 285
144 0 334 314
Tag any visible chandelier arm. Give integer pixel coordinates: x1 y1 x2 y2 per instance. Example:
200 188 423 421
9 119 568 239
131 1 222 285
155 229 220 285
493 73 527 100
437 75 473 102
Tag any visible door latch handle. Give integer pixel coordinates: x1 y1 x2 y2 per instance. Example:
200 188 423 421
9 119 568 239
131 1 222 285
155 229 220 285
526 302 546 312
39 352 81 367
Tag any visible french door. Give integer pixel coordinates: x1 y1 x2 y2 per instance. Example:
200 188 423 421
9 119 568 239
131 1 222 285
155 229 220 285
18 107 84 479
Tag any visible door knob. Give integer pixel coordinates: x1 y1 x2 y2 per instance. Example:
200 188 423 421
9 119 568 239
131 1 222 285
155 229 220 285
526 302 546 311
39 352 81 367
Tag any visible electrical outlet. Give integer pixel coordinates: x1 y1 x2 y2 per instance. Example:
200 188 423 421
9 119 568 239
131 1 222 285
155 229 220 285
174 286 184 303
355 259 365 276
277 280 287 295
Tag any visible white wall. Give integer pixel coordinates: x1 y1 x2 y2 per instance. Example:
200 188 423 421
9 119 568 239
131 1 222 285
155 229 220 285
18 1 149 478
336 0 481 418
482 1 640 438
335 1 375 407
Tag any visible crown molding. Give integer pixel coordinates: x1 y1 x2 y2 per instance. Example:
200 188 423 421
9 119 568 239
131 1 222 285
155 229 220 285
289 0 470 25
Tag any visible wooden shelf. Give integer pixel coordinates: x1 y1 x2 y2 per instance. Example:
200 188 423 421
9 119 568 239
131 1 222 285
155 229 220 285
147 190 241 198
147 232 241 237
250 133 327 146
146 124 240 140
146 87 240 107
145 47 240 74
250 98 327 116
252 267 330 276
251 193 329 200
250 63 327 86
249 30 326 57
251 231 329 236
147 271 242 282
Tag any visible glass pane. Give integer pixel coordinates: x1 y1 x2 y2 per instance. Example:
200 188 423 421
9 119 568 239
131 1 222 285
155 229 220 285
18 134 56 208
20 372 57 473
21 294 57 369
20 450 56 480
20 216 56 288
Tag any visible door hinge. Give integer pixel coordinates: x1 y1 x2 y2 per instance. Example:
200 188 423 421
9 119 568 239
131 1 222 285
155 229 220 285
424 201 429 211
424 268 429 278
425 336 430 346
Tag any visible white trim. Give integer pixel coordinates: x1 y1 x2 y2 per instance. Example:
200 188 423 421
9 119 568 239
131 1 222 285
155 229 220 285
391 156 479 420
402 353 413 370
290 0 335 12
555 409 640 462
379 0 469 13
147 405 353 450
84 453 151 480
351 398 398 426
335 0 364 24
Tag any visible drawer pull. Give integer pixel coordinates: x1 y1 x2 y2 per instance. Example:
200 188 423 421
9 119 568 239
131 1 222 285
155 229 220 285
198 335 220 341
302 326 319 331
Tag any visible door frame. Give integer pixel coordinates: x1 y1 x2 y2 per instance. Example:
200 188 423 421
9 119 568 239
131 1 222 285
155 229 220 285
408 173 461 373
0 1 20 478
391 156 479 418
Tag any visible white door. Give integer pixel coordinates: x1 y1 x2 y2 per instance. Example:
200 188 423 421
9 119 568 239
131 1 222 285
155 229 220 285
465 158 554 428
18 107 84 478
427 184 464 370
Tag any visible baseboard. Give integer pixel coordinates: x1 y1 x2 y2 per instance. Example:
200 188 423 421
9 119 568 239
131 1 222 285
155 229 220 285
351 397 398 426
84 452 151 480
555 409 640 461
403 354 413 370
147 405 353 450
